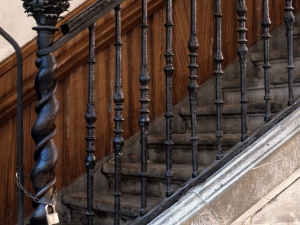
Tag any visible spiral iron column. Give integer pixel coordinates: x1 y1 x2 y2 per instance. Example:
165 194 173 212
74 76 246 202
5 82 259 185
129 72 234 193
165 0 174 197
262 0 272 121
113 5 124 225
139 0 150 216
22 1 69 224
237 0 248 142
214 0 224 160
285 0 295 106
188 0 199 178
85 23 97 225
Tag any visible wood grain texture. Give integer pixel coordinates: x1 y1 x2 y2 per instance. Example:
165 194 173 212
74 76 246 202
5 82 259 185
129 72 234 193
1 0 300 224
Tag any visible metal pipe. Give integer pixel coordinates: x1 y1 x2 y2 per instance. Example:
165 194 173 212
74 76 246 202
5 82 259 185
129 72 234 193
0 26 24 225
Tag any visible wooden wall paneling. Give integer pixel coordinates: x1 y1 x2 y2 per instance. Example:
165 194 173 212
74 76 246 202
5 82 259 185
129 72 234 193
94 45 112 159
0 118 17 225
124 25 143 137
173 0 194 104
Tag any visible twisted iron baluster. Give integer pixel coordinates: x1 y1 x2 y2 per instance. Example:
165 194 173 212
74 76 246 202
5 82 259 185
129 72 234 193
140 0 150 216
188 0 199 178
114 5 124 225
22 1 69 224
262 0 272 121
85 23 97 225
214 0 224 160
165 0 174 197
237 0 248 142
285 0 295 106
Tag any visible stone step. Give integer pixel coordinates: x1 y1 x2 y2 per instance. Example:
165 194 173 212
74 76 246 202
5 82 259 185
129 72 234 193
62 192 161 225
148 133 240 165
221 47 300 104
179 103 284 134
102 162 205 198
222 73 300 90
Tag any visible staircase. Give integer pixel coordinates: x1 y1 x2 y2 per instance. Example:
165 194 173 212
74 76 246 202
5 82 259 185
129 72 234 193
56 12 300 225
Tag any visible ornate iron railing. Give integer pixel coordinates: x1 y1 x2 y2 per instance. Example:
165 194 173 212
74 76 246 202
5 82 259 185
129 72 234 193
6 0 297 224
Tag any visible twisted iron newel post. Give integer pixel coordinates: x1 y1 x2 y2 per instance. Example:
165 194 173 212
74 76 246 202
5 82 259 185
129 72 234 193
22 0 69 224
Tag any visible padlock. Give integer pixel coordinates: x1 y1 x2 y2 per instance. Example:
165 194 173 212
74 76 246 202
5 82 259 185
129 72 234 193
45 204 60 225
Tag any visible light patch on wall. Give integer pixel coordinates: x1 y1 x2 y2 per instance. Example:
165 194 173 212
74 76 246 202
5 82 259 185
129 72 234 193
0 0 87 63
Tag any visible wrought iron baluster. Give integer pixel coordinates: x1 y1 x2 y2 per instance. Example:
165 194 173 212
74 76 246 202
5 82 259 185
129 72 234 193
188 0 199 177
214 0 224 160
262 0 272 121
285 0 295 106
165 0 174 197
85 23 97 225
0 27 24 225
22 1 69 224
237 0 248 142
113 5 124 225
140 0 150 216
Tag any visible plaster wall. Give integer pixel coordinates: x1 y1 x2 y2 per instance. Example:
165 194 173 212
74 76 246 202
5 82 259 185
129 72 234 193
0 0 86 62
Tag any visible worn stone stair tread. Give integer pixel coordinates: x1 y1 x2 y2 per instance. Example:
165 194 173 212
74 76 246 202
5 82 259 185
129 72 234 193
179 102 284 117
222 72 300 90
251 48 300 63
103 161 206 181
148 133 241 147
62 192 162 218
270 72 300 85
222 77 260 89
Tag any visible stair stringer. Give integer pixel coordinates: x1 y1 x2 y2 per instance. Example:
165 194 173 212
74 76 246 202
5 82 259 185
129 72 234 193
148 100 300 225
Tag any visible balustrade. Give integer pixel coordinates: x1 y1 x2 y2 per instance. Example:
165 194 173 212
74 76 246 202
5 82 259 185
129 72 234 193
6 0 298 224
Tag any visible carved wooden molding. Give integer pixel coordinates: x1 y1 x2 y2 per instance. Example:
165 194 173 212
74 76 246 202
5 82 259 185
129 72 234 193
0 0 165 124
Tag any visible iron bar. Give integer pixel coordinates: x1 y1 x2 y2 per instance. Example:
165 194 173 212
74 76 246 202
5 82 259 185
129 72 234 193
237 0 248 142
164 0 174 197
113 5 124 225
139 0 150 216
22 1 69 224
0 27 24 225
214 0 224 160
285 0 295 106
85 23 97 225
262 0 272 121
188 0 199 177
